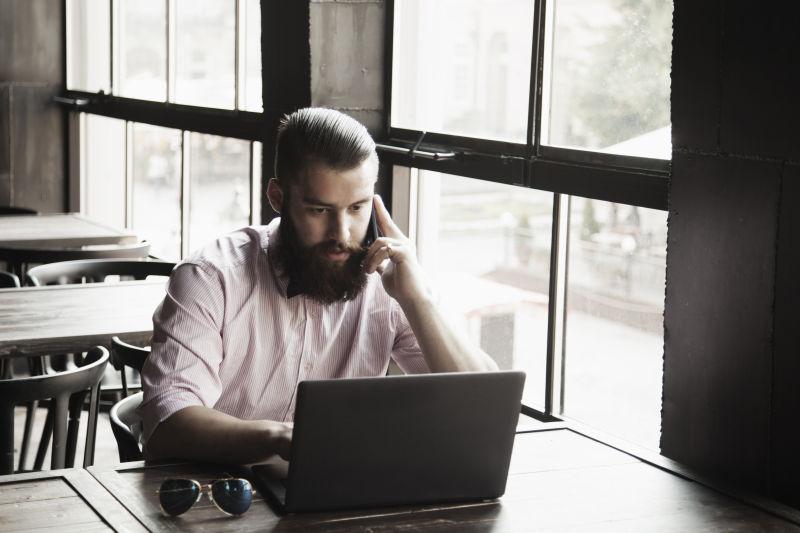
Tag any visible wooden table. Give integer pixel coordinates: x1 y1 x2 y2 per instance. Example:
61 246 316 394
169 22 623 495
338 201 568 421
0 280 166 359
76 429 800 532
0 213 137 248
0 468 145 532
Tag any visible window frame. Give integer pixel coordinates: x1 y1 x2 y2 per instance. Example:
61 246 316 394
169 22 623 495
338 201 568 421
60 0 312 251
385 0 671 424
381 0 671 212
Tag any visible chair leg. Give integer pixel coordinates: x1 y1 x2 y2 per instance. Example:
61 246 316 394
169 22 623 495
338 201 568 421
17 400 38 471
65 393 86 469
1 402 14 475
33 405 54 471
83 384 101 467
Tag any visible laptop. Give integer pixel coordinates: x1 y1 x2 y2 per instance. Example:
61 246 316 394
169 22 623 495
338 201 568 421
250 370 525 513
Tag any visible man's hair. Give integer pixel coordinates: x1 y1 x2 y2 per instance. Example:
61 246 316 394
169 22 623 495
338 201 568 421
274 107 377 185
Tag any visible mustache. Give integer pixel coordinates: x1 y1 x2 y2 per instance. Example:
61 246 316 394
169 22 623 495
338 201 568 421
314 240 365 255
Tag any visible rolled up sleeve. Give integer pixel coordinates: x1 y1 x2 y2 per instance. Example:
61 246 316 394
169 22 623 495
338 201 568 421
139 262 226 445
390 299 429 374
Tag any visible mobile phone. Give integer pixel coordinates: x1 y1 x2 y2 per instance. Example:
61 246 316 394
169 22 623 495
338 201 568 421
363 208 381 248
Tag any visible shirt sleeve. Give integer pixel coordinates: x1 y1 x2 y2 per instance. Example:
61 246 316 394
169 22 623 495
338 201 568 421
138 262 226 445
390 299 430 374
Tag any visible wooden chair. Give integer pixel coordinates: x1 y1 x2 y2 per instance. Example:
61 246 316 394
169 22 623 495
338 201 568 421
26 258 175 287
0 346 109 474
0 241 152 279
110 336 151 398
109 391 144 462
0 206 38 215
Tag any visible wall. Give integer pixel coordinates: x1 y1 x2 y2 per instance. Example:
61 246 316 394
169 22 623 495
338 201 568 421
0 0 66 212
663 0 800 505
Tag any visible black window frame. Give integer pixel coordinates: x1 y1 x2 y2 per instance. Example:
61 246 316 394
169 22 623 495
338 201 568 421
381 0 672 424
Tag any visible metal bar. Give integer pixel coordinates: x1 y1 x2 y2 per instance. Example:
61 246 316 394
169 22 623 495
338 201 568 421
180 131 191 259
376 142 456 160
53 95 89 106
58 91 273 142
532 0 547 156
235 0 242 110
544 193 561 415
384 0 395 139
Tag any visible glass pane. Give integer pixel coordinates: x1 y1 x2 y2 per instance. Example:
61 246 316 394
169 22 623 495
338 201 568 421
83 114 126 229
563 197 667 450
542 0 673 158
241 0 262 111
131 124 182 261
415 170 553 408
188 134 251 252
115 0 167 101
174 0 236 109
392 0 534 143
66 0 110 93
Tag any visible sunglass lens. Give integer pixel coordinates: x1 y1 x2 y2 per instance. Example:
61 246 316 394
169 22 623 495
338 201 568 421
159 479 200 516
211 479 253 516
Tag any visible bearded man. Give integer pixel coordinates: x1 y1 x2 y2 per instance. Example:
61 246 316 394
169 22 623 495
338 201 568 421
140 108 497 463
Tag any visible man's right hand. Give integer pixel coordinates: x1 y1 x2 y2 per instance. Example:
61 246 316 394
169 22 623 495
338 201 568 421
147 406 294 464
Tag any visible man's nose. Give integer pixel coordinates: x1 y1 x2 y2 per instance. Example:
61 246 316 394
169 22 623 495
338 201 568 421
327 212 349 243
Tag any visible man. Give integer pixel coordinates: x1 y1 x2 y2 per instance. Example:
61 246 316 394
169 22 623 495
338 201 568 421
140 107 497 463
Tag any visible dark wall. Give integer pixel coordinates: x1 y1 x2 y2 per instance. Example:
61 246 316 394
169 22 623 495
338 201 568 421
0 0 66 213
663 0 800 505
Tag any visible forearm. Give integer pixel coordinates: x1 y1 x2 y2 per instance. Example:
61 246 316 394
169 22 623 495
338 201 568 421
145 405 291 464
400 294 499 373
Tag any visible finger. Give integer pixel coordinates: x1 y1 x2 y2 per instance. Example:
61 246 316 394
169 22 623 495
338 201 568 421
373 194 406 239
363 237 403 268
364 245 392 274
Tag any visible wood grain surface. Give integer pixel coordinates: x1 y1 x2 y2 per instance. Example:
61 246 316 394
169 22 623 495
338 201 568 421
0 280 166 358
0 213 136 247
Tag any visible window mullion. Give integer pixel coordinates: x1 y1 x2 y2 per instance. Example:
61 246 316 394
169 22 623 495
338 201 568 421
180 131 190 259
166 0 176 103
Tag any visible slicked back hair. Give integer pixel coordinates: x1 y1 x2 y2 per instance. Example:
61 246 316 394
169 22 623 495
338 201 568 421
274 107 378 186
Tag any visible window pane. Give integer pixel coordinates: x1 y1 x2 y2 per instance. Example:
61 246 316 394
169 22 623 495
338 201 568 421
83 115 125 229
563 198 666 450
241 0 262 111
392 0 534 143
542 0 673 158
66 0 110 93
415 170 553 408
131 124 182 261
174 0 236 109
187 134 251 252
115 0 167 101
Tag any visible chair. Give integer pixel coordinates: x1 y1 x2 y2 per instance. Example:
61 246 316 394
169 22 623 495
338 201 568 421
0 206 38 215
110 391 144 462
0 346 109 474
26 258 175 287
0 241 152 279
110 336 151 398
0 270 20 289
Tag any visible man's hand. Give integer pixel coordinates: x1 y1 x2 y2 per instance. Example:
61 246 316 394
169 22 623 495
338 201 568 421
363 195 431 307
361 195 498 373
147 406 295 464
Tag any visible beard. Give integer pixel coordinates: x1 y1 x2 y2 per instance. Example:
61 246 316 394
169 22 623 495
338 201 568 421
274 212 369 304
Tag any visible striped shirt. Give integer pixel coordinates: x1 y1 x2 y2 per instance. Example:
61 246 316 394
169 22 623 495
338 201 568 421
138 219 428 445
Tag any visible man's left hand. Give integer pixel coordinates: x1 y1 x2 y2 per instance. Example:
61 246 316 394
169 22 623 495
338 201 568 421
363 195 431 306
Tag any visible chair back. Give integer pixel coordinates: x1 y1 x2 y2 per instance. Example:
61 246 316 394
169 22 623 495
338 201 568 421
0 270 20 288
0 206 38 215
110 391 144 462
27 258 175 286
110 336 151 397
0 346 109 474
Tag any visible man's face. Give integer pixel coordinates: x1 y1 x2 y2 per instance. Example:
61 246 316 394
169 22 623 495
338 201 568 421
270 158 377 303
285 158 377 257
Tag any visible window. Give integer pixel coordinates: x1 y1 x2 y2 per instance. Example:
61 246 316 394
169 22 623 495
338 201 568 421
389 0 672 450
65 0 265 258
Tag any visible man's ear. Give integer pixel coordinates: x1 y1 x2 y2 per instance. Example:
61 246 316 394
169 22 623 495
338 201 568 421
267 178 284 214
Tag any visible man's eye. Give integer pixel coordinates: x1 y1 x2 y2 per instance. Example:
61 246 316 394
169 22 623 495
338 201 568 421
351 205 362 211
310 207 328 215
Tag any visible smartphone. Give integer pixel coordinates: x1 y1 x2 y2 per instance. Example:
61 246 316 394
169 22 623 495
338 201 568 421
363 208 381 248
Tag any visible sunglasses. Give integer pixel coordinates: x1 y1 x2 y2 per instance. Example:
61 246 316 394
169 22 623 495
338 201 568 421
157 478 254 517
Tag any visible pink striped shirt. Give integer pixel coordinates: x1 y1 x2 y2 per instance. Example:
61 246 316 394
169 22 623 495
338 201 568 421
139 219 428 444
